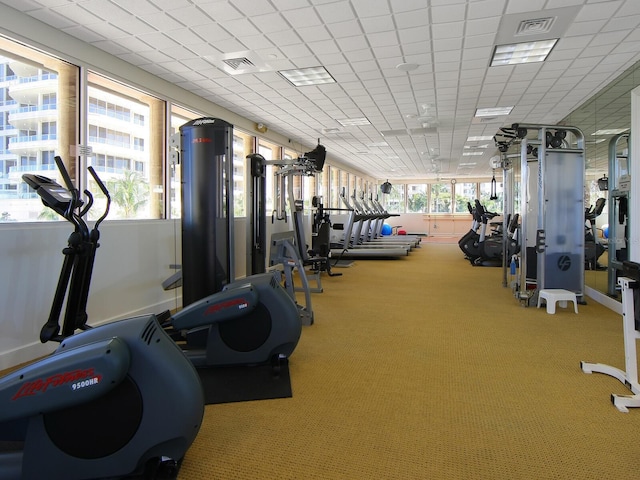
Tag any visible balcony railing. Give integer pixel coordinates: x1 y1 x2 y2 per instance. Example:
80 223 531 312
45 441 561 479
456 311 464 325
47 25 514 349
9 134 57 144
16 73 58 84
88 104 131 122
9 163 57 173
16 104 57 113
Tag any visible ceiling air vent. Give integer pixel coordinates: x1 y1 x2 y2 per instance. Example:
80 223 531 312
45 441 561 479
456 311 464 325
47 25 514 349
223 57 255 70
515 17 555 36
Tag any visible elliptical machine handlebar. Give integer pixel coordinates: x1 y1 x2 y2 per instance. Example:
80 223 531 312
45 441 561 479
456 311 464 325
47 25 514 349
23 156 111 343
88 165 111 228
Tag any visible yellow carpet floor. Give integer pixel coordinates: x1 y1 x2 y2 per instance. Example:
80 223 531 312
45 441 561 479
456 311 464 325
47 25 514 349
180 243 640 479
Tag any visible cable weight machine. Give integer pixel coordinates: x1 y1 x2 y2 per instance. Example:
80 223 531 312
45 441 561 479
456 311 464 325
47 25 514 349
246 145 331 326
495 123 586 306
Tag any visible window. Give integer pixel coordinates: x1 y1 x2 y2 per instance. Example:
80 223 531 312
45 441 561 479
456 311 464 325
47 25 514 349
41 121 56 140
133 137 144 151
0 37 78 222
339 170 349 208
479 181 503 214
430 183 452 213
42 150 55 169
42 92 56 109
455 182 477 213
407 184 428 213
169 105 203 219
87 72 164 220
385 184 405 214
329 166 340 209
284 148 316 215
258 139 281 214
233 130 253 217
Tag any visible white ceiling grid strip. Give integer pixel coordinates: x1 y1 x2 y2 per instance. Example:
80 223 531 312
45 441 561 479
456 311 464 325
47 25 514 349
2 0 640 177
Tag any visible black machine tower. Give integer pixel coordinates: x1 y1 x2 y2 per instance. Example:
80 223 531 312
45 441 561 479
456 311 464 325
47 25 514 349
179 117 234 306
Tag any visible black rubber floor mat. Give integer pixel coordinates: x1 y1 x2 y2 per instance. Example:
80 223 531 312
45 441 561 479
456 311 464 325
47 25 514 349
197 360 292 404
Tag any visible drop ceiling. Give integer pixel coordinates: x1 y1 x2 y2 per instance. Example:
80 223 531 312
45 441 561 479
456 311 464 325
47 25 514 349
2 0 640 180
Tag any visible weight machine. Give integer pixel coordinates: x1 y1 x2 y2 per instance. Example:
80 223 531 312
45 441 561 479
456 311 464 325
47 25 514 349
268 231 314 326
495 123 586 305
246 145 334 322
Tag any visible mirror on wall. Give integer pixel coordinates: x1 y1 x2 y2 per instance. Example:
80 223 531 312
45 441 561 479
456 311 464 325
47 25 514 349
561 60 640 301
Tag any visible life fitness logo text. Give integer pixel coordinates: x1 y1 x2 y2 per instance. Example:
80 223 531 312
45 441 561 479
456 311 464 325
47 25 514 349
192 118 216 126
557 255 572 272
204 298 249 316
12 368 102 400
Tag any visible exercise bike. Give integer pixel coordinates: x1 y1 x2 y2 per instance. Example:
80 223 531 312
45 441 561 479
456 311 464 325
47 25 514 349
459 200 503 265
164 270 302 368
0 157 204 479
585 197 607 270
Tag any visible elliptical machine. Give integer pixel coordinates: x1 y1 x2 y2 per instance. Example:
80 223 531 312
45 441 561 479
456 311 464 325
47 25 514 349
24 157 302 370
0 157 204 480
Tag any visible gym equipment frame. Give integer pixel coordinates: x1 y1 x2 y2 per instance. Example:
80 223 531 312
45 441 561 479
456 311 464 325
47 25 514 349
581 261 640 412
508 124 586 306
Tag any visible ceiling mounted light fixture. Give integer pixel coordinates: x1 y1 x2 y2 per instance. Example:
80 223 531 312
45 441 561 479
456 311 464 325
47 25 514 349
592 128 629 135
337 117 371 126
278 66 336 87
396 62 419 72
490 39 557 66
475 106 514 117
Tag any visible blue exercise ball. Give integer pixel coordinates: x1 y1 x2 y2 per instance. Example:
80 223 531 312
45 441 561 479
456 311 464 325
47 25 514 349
381 224 392 235
602 223 609 239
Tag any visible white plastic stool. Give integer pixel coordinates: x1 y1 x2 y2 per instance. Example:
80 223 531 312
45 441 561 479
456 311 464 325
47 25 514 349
537 289 578 314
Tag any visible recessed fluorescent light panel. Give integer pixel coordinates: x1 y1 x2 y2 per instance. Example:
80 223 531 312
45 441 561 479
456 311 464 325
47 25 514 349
337 117 371 126
490 39 557 66
475 106 514 117
592 128 629 135
467 135 494 141
463 152 484 156
278 66 336 86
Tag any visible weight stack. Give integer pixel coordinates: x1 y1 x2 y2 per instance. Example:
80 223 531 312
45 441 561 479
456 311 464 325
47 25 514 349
179 117 234 306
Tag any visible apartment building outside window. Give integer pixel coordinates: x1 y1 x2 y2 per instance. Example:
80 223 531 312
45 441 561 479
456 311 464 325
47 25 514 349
0 37 78 222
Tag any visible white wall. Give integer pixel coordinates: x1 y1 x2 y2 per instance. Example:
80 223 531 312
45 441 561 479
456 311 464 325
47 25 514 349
391 214 430 235
0 220 181 370
630 85 640 262
0 214 303 370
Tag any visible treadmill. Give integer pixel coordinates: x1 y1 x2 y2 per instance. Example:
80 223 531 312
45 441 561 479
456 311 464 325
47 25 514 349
329 189 410 258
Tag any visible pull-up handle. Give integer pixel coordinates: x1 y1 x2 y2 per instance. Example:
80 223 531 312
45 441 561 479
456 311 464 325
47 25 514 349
490 175 498 200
